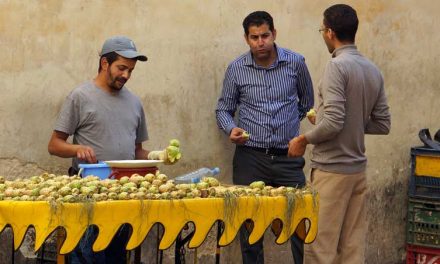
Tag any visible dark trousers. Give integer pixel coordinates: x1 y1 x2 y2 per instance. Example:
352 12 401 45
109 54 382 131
66 168 129 264
67 222 129 264
233 146 306 264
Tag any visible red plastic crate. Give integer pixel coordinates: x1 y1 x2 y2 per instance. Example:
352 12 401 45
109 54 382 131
407 244 440 264
108 166 158 179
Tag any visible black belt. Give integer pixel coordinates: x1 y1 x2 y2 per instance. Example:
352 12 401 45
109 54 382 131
246 146 288 156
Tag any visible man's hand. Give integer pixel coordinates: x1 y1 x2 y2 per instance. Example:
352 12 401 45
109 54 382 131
76 146 97 164
230 127 249 145
48 131 97 163
288 135 308 157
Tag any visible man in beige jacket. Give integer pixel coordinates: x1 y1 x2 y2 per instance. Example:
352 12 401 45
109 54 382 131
288 4 391 263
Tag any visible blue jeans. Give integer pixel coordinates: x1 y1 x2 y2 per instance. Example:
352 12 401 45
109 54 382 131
233 146 306 264
68 225 129 264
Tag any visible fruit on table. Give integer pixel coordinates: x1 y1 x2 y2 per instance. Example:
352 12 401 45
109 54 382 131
0 173 315 203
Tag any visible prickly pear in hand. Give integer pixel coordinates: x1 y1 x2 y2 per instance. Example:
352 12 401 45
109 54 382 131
148 139 182 164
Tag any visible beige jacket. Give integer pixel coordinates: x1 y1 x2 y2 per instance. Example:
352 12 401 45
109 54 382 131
305 45 391 174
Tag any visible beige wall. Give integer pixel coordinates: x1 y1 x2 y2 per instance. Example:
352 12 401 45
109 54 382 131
0 0 439 263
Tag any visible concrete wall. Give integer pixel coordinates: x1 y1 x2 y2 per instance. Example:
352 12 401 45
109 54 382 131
0 0 439 263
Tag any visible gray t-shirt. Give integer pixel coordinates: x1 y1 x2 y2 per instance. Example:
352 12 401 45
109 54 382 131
54 81 148 169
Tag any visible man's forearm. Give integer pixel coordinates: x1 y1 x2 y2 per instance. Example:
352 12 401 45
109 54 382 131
135 142 150 160
48 137 79 158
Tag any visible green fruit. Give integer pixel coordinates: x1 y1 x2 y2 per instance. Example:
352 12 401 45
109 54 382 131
169 139 180 147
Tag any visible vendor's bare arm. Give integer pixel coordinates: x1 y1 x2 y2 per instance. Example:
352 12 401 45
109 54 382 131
135 143 149 160
48 130 97 163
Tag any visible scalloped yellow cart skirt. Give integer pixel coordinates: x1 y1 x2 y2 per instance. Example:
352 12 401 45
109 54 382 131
0 195 318 254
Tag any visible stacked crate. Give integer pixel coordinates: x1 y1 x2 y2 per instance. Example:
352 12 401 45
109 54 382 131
406 147 440 263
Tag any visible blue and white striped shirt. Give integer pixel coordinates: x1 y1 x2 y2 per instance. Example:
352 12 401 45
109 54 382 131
216 45 314 149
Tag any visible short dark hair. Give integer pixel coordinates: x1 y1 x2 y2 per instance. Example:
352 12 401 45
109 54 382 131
323 4 358 42
242 11 274 36
98 52 119 73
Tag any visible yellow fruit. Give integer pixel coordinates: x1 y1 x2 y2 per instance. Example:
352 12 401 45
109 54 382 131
306 109 316 117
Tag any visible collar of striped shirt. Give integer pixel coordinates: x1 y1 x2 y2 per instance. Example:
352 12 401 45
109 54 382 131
243 44 289 67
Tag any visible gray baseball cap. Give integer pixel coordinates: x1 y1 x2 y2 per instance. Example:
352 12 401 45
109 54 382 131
100 36 147 61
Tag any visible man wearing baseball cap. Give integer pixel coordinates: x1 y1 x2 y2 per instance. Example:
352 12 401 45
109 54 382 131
100 35 148 62
48 36 149 263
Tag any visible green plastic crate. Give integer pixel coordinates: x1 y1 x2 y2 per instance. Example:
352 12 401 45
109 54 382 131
407 198 440 248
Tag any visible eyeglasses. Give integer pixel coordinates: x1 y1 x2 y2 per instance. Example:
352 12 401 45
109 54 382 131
318 27 329 33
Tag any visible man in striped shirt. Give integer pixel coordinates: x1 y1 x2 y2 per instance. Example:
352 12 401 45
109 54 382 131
216 11 314 264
